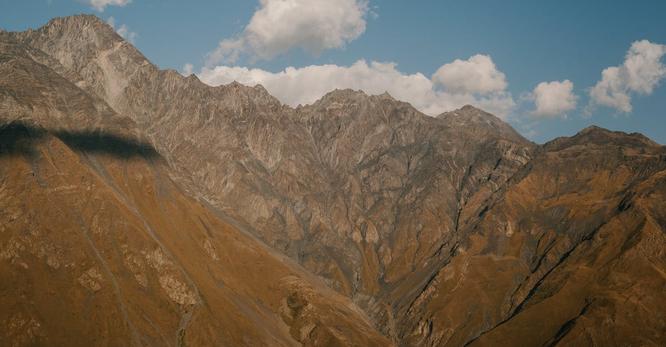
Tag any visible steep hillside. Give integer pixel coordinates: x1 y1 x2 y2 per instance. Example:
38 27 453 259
0 37 390 347
398 127 666 346
8 14 533 309
2 14 665 347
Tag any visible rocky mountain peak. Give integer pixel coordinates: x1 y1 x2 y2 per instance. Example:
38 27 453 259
438 104 502 124
314 88 369 106
314 89 403 108
14 14 152 74
44 13 109 29
576 124 656 141
303 88 423 127
6 15 157 120
222 80 278 102
438 104 530 144
546 125 661 151
31 14 123 51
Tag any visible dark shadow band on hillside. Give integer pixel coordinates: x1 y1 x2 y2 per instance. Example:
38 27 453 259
0 121 160 159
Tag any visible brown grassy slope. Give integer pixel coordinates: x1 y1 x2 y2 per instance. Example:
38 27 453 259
0 38 390 347
397 127 666 346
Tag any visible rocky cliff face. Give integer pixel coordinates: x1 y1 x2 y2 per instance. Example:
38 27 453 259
0 36 389 346
9 13 533 295
2 15 665 346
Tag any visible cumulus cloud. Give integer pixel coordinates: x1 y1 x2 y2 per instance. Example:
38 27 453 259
86 0 131 12
530 80 577 118
432 54 507 94
199 55 516 118
206 0 369 65
589 40 666 113
106 17 138 44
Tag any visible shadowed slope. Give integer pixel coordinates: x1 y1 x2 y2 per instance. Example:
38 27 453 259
0 121 159 159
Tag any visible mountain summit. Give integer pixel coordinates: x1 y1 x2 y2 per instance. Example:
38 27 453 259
2 15 665 346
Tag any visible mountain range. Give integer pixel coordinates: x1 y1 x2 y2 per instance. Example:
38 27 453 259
1 15 664 346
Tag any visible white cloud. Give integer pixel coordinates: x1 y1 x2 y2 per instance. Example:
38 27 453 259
432 54 507 94
199 55 516 118
530 80 577 118
206 0 369 65
589 40 666 113
106 17 138 44
87 0 131 12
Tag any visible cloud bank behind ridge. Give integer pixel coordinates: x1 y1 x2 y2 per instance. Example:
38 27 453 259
199 56 517 119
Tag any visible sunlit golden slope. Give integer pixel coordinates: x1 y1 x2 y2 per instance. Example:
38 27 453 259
0 37 390 347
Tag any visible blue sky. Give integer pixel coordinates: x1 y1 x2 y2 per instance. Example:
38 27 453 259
2 0 666 144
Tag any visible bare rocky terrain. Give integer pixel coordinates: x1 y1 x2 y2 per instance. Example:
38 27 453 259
1 15 664 346
0 33 389 347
